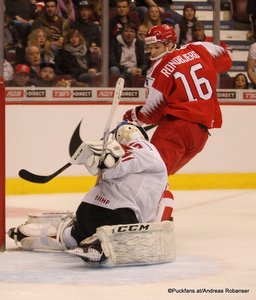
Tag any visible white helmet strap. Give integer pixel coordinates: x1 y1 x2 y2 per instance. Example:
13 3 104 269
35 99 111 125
149 43 176 61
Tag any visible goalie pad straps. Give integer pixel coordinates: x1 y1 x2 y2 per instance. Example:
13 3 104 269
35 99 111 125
96 221 175 267
15 212 76 251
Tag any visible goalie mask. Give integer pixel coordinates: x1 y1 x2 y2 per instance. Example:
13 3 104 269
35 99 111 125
114 121 149 145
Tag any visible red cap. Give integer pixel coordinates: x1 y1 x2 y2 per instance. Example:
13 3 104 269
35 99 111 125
15 64 30 74
36 2 45 9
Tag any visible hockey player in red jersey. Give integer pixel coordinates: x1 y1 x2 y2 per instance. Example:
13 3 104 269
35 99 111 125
123 24 232 175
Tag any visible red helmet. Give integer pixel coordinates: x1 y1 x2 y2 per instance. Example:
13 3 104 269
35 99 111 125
145 24 177 46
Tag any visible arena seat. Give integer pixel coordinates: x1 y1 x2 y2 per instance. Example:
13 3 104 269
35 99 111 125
219 76 234 89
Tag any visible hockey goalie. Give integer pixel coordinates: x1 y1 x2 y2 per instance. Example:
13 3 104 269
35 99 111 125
8 122 175 267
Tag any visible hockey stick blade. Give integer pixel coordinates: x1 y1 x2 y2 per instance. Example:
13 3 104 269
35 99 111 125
69 119 83 156
68 122 156 158
19 162 71 184
143 124 156 132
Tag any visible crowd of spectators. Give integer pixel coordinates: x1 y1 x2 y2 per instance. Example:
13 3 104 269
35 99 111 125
2 0 254 89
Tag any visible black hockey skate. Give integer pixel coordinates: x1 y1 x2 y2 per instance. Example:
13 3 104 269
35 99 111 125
8 226 27 242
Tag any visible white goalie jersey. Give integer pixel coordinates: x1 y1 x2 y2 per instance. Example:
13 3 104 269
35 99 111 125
83 139 168 223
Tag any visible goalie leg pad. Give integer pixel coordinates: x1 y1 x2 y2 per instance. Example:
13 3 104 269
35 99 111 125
67 221 175 266
67 221 175 267
8 211 76 251
97 221 175 267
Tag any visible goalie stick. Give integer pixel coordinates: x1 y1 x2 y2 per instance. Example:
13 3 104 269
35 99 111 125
19 123 156 183
19 78 125 184
95 77 124 184
68 120 156 157
19 78 156 184
18 124 156 184
18 122 157 184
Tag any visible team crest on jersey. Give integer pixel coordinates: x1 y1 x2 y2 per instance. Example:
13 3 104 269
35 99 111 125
121 142 143 162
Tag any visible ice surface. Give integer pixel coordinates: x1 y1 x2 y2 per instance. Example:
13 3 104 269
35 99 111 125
1 190 256 300
0 251 222 284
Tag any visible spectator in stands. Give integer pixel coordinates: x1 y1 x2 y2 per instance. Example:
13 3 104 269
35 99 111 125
247 41 256 88
137 26 148 41
176 2 198 47
71 1 101 48
129 0 179 23
129 0 181 24
6 64 33 87
24 45 42 85
34 1 45 16
55 29 99 86
34 62 57 86
33 61 89 87
191 21 232 51
4 58 14 82
191 20 232 85
247 0 256 39
57 0 76 22
89 0 102 25
34 61 86 87
110 0 138 38
138 5 162 35
165 0 182 23
161 17 176 28
233 73 249 89
155 0 172 13
128 0 148 24
109 22 148 86
31 0 70 51
27 27 55 63
4 0 36 47
4 14 22 52
138 5 178 42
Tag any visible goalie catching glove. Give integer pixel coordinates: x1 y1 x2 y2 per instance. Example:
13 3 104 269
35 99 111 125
70 138 125 175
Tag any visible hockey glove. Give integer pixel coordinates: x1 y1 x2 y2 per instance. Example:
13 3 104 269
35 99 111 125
99 138 125 170
70 139 125 175
123 106 143 125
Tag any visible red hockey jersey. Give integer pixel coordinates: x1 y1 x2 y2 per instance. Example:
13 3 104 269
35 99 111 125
139 42 232 128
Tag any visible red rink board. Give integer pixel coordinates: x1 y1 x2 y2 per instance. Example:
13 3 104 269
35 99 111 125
0 77 5 251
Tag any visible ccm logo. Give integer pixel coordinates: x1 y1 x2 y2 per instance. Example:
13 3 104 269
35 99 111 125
113 224 150 233
53 90 71 97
